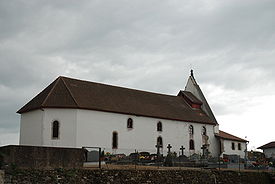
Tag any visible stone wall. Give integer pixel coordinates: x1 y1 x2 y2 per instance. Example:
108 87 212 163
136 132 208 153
0 145 85 169
0 170 4 184
2 169 273 184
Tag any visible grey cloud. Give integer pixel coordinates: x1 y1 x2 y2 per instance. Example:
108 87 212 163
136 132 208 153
0 0 275 148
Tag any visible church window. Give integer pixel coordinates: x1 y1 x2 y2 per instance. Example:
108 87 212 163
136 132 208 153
202 126 206 135
231 142 235 150
112 131 118 149
157 121 162 132
52 120 59 139
189 125 194 135
189 139 195 150
157 136 163 148
238 143 241 150
127 118 133 129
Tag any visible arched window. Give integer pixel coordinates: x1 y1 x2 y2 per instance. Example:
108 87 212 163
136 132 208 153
157 136 163 148
157 121 162 132
52 120 59 139
189 125 194 135
127 118 133 129
202 126 206 135
189 139 195 150
112 131 118 149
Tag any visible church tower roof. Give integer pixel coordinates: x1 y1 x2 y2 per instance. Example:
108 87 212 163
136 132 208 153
184 70 219 125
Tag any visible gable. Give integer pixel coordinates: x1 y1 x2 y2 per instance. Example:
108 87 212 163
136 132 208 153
185 75 218 125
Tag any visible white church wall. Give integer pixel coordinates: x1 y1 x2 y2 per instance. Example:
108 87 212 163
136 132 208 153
76 109 219 157
19 110 43 146
222 139 246 158
76 109 159 154
42 108 77 147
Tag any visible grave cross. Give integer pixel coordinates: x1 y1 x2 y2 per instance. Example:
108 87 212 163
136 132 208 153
155 142 161 156
201 145 207 159
180 146 185 156
167 144 172 154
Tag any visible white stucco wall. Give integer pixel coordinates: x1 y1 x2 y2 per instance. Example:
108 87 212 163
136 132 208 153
221 139 246 158
19 109 43 146
76 109 219 157
263 148 275 158
20 108 77 148
19 108 221 157
42 108 77 147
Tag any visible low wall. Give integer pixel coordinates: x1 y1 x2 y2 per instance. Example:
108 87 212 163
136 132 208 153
0 145 85 169
3 169 273 184
0 170 3 184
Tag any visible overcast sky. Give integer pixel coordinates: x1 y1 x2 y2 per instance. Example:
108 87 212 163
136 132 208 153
0 0 274 150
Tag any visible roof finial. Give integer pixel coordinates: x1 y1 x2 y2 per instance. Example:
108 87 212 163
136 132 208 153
190 69 194 77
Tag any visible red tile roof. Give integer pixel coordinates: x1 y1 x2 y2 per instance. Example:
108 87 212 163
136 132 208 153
17 76 215 125
258 141 275 149
216 130 248 142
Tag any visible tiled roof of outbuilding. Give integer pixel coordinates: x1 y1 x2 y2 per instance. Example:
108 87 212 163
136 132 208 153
216 130 248 142
17 76 215 125
258 141 275 149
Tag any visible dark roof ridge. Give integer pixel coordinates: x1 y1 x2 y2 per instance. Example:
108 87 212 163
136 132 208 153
41 77 61 107
60 76 178 98
60 77 79 107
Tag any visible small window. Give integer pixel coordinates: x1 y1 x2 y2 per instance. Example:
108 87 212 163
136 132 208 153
157 136 163 148
189 125 194 135
112 131 118 149
238 143 242 150
189 139 195 150
127 118 133 129
52 120 59 139
202 126 206 135
157 121 162 132
231 142 235 150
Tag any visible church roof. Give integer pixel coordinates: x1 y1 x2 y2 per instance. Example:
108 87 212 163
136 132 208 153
216 130 248 142
17 76 215 125
257 141 275 149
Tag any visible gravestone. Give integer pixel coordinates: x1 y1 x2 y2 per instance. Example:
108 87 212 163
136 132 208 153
167 144 172 154
180 146 185 156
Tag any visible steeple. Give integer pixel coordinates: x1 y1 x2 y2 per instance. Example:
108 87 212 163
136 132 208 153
185 71 218 125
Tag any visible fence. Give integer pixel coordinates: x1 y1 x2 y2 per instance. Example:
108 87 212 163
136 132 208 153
83 147 102 169
82 147 275 173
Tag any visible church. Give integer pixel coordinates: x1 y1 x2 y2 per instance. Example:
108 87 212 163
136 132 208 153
17 71 248 158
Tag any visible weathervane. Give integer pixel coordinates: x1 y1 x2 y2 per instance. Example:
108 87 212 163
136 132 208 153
190 69 194 77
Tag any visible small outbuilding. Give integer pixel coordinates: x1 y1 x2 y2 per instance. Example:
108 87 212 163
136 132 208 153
258 141 275 159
